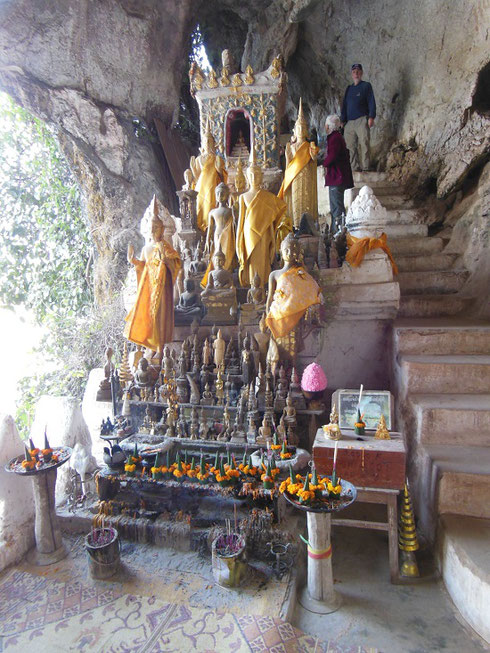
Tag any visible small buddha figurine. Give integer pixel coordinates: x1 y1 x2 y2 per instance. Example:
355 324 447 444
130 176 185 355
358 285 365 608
282 393 297 431
375 414 391 440
96 347 114 401
213 329 226 371
241 334 255 387
247 273 266 306
257 413 273 445
177 413 187 438
199 410 210 440
246 414 257 442
190 407 199 439
323 404 342 441
254 314 271 370
277 414 286 441
135 358 151 387
201 382 214 406
202 338 212 367
215 368 225 405
230 130 249 158
128 345 144 375
162 346 174 378
182 168 194 191
175 278 205 325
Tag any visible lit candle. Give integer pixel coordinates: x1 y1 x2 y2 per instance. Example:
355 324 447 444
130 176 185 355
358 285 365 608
333 440 338 471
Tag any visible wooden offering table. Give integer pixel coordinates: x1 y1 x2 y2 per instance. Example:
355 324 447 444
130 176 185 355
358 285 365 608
313 430 406 583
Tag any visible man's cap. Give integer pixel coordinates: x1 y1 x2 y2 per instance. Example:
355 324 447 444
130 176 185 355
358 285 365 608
351 63 363 71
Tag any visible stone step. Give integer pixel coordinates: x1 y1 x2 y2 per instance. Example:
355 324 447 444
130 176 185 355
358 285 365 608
350 223 428 239
395 252 459 272
399 354 490 394
353 171 388 184
394 320 490 355
398 294 475 318
354 183 405 197
380 195 417 210
410 393 490 446
389 236 445 256
438 514 490 644
398 269 469 295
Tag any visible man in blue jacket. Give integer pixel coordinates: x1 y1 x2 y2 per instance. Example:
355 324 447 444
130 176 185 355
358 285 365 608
340 64 376 171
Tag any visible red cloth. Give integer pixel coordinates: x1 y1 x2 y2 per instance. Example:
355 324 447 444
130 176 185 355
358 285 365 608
323 130 354 188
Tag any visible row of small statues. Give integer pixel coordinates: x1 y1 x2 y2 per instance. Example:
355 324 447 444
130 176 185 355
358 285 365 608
138 388 298 446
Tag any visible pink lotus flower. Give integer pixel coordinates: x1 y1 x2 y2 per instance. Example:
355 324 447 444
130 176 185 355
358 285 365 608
301 362 327 392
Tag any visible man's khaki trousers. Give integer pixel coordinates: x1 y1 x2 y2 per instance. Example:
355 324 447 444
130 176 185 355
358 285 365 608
344 116 370 171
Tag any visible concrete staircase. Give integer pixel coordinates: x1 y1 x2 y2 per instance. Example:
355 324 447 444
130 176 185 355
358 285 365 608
393 319 490 644
351 171 475 318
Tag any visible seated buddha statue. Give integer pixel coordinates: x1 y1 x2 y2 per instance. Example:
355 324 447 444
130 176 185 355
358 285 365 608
175 277 205 325
266 233 321 340
241 272 266 325
201 248 238 324
230 130 249 158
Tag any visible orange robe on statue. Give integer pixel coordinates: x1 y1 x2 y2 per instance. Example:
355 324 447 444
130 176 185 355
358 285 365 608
236 190 286 287
124 240 181 351
266 266 321 338
195 154 227 232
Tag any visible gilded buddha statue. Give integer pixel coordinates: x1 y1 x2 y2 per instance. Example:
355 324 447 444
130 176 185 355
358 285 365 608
125 197 181 360
190 118 227 232
278 99 319 229
236 149 287 288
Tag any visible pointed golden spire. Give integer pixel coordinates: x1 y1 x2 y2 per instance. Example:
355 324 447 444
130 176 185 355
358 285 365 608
399 482 420 577
248 142 260 171
294 97 308 135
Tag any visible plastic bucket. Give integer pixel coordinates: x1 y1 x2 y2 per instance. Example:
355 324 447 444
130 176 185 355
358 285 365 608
85 527 120 579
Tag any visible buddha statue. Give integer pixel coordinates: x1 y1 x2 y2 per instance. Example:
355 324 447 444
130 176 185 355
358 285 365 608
175 277 205 325
125 197 181 360
213 329 226 371
96 347 114 401
190 407 199 439
231 157 247 222
182 168 194 191
257 413 273 446
278 98 319 230
253 314 271 370
323 404 342 441
230 130 249 158
266 233 321 340
202 338 212 367
241 334 255 387
202 183 236 288
241 273 266 325
162 346 174 378
201 250 237 324
201 382 214 406
190 117 227 232
215 368 225 405
266 337 280 377
128 345 143 375
236 148 287 288
274 365 288 411
283 393 297 431
135 358 152 387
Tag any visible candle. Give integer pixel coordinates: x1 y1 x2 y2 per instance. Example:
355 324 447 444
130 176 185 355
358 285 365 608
333 440 338 471
358 384 364 409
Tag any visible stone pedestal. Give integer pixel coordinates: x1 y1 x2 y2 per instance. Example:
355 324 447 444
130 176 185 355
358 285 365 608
28 467 68 565
299 512 341 613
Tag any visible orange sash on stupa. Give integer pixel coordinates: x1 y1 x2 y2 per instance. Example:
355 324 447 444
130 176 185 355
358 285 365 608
346 232 398 275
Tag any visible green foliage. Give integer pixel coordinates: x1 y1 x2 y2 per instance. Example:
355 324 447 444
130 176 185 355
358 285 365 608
0 92 92 320
0 92 107 436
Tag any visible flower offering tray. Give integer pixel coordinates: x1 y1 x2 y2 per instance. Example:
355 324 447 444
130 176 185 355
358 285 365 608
283 478 357 513
5 446 72 476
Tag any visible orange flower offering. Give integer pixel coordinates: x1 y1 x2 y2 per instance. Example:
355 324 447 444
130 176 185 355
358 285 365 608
21 459 36 470
42 448 52 457
124 463 136 473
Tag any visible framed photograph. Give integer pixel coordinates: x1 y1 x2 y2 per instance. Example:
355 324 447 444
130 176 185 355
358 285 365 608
333 389 393 430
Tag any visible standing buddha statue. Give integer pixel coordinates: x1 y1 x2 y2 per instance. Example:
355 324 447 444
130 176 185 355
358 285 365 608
191 117 227 232
125 197 182 360
201 182 236 287
236 148 286 288
278 98 319 230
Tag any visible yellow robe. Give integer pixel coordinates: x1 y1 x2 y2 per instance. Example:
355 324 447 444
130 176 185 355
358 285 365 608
236 190 286 288
278 141 319 229
201 218 236 288
266 266 321 338
195 154 227 232
124 240 181 351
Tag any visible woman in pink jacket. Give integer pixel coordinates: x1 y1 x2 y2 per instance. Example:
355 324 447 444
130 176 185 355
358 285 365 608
323 114 354 233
